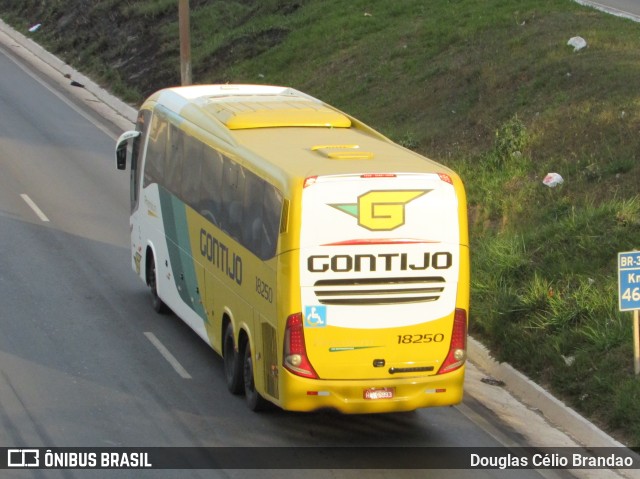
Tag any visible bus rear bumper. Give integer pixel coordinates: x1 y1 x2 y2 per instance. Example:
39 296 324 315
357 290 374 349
277 366 465 414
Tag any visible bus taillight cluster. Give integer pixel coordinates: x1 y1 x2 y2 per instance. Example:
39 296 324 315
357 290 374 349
283 313 318 379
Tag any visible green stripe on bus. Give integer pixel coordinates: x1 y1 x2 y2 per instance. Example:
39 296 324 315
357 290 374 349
159 187 209 323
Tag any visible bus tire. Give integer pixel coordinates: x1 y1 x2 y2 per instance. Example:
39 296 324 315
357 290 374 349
148 255 168 314
242 342 269 411
223 325 244 395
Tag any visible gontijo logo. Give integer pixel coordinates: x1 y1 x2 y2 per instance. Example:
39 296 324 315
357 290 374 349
331 190 430 231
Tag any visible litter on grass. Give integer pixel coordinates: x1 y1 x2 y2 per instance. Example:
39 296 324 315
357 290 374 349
543 172 564 187
567 36 587 52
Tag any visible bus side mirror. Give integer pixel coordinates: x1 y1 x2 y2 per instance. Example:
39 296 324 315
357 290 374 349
115 130 140 170
116 142 127 170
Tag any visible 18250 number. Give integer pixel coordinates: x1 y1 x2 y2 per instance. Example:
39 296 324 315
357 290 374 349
397 333 445 344
255 276 273 303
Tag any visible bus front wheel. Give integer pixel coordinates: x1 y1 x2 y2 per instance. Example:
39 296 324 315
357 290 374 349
148 255 168 314
243 342 269 411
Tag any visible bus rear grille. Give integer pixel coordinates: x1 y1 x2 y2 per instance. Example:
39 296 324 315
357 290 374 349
313 276 445 305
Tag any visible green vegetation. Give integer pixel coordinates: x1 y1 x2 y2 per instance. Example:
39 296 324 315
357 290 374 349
2 0 640 444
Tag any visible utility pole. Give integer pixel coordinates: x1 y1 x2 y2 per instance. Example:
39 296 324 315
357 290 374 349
178 0 192 86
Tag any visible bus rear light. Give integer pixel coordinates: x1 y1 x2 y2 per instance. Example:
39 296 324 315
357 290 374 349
437 308 467 374
360 173 396 178
303 176 318 188
307 391 330 396
425 388 447 394
284 313 318 379
438 173 453 184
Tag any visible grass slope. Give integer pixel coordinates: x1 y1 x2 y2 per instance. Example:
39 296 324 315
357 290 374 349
2 0 640 444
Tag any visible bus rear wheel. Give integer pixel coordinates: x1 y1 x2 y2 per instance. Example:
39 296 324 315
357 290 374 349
243 342 269 411
148 255 168 314
223 325 244 395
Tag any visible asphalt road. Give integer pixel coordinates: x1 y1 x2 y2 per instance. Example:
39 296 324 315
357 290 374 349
0 26 591 479
576 0 640 19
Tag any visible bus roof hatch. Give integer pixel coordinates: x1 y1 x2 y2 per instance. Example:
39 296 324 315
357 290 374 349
204 98 352 130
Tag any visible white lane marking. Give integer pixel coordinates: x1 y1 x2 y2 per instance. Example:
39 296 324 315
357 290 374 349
144 332 192 379
20 194 49 222
574 0 640 22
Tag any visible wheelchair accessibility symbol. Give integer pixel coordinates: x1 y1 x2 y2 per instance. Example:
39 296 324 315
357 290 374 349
304 305 327 328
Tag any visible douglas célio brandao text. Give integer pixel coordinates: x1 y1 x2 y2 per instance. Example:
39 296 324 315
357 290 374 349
470 452 635 469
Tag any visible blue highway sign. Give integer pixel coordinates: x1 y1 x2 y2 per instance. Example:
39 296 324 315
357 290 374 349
619 251 640 311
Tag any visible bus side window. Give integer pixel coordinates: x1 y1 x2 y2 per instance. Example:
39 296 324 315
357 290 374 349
242 169 266 255
221 158 244 241
144 113 168 187
164 124 184 196
199 147 224 226
131 110 150 212
181 134 203 208
261 184 283 259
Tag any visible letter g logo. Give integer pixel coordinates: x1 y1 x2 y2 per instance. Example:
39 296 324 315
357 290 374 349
332 190 429 231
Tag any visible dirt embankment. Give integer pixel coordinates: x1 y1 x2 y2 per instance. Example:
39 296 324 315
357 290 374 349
0 0 297 101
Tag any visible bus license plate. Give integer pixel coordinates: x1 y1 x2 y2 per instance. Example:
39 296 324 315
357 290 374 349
364 388 395 400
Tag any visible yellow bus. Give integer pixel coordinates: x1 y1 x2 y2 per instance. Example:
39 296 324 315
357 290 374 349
115 84 470 413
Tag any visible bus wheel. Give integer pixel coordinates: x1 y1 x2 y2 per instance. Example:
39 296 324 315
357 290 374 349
223 325 244 395
242 342 269 411
148 255 168 314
